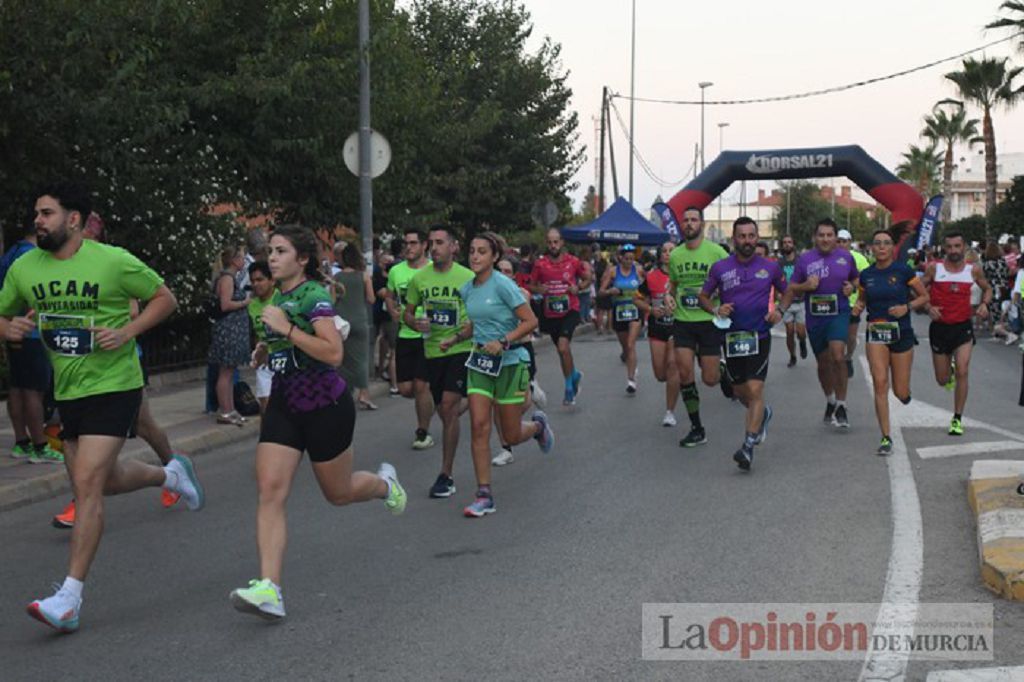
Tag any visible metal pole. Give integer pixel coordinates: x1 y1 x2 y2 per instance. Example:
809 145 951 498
786 184 791 236
717 122 728 238
358 0 373 261
628 0 636 203
606 96 620 198
698 81 712 171
599 87 607 214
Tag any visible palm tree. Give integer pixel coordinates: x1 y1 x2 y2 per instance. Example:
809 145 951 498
896 143 942 198
986 2 1024 50
921 102 981 223
945 57 1024 230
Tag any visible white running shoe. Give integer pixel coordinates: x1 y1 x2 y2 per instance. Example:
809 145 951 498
26 586 81 633
164 455 204 511
661 411 677 427
491 448 514 466
530 381 547 409
626 379 637 395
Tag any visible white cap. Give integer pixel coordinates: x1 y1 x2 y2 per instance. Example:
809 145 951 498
837 229 853 240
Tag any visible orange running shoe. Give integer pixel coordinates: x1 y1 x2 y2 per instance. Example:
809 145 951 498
161 489 181 508
52 500 75 529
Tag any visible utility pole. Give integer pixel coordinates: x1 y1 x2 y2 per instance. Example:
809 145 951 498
599 87 607 214
606 95 620 199
358 0 373 260
716 122 729 238
698 81 713 171
628 0 636 203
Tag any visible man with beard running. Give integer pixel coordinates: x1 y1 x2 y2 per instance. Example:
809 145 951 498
0 182 202 632
779 218 859 429
920 231 993 436
529 228 590 406
666 207 730 448
699 217 786 471
778 234 808 367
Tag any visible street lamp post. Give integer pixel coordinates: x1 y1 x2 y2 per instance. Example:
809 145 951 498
628 0 636 203
698 81 713 172
716 122 729 239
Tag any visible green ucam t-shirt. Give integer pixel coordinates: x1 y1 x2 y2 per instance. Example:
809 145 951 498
405 262 474 359
848 250 870 308
0 239 163 401
387 260 430 340
668 239 728 322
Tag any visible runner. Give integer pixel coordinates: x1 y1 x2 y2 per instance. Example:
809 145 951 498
247 260 280 414
491 258 542 467
838 229 871 378
666 206 730 448
385 228 434 449
779 218 859 429
698 217 786 471
230 224 405 621
778 235 808 367
851 230 929 455
443 232 553 516
0 182 203 632
921 231 993 436
529 228 590 405
404 226 474 499
635 241 680 426
598 244 644 394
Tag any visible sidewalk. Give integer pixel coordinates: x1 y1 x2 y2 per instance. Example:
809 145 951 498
0 369 393 513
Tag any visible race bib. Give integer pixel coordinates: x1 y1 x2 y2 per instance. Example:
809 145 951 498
465 347 502 377
614 302 639 323
427 302 458 328
545 295 569 316
39 313 94 357
725 330 759 358
867 321 900 345
809 294 838 316
680 289 700 309
652 296 674 325
267 347 295 374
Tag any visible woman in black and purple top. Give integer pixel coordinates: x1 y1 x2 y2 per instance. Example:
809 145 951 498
229 225 407 622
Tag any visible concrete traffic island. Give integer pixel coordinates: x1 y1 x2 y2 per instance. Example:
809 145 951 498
968 459 1024 601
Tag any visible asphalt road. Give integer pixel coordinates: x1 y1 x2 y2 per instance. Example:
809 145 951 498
1 316 1022 681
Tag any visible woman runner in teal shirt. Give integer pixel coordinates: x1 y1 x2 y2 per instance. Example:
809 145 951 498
441 232 554 517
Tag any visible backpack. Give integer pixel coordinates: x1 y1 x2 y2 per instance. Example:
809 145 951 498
233 381 261 416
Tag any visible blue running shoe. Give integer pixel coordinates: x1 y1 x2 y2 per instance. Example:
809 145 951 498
755 405 772 445
571 370 583 399
733 445 753 471
563 386 575 406
463 494 496 518
532 410 554 453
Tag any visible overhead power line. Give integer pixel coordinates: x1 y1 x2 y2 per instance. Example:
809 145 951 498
608 98 695 189
610 33 1023 106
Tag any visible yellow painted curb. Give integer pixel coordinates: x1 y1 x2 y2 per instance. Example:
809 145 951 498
968 460 1024 601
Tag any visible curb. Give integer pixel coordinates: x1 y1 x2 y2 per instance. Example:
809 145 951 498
968 459 1024 601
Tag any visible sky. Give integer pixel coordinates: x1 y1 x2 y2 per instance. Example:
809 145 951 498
518 0 1024 211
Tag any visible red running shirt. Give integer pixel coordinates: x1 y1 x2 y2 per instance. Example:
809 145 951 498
929 262 974 324
530 253 587 318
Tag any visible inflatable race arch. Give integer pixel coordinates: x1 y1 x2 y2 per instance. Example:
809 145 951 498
655 145 925 251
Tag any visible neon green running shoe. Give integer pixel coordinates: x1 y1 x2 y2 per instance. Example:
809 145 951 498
378 462 406 515
28 445 64 464
229 578 285 620
948 417 964 436
11 443 32 459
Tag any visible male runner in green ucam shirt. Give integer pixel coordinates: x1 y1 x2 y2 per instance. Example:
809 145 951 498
386 228 435 449
666 206 731 449
404 226 474 500
0 182 203 633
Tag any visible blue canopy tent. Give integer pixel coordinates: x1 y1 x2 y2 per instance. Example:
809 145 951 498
560 197 670 246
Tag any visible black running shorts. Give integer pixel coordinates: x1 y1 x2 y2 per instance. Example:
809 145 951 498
672 320 722 356
425 352 469 405
539 310 580 343
395 336 428 384
928 320 975 356
723 337 771 385
58 388 142 440
259 390 356 462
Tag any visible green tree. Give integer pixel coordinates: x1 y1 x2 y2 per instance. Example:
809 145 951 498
945 57 1024 228
408 0 583 245
943 215 988 243
988 175 1024 236
896 143 942 198
921 101 982 223
986 2 1024 51
772 182 832 248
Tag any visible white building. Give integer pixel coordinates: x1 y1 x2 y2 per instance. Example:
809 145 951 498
948 150 1022 220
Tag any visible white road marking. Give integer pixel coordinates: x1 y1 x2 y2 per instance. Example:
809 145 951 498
926 665 1024 681
858 356 923 682
917 441 1024 460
